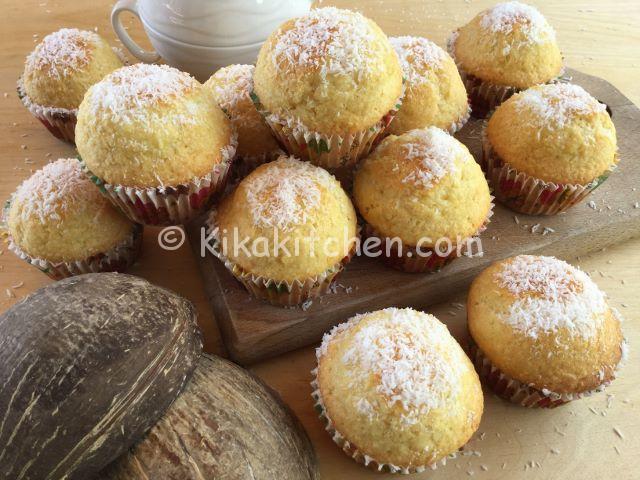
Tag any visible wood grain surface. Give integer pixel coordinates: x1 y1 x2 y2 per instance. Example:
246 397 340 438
0 1 638 479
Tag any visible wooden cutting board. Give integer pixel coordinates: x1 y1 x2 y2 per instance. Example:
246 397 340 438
188 68 640 365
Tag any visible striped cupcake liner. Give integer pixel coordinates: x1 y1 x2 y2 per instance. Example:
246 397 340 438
310 368 458 474
5 222 143 281
361 199 494 273
481 134 614 215
469 341 614 408
79 133 237 226
204 210 359 307
251 90 404 170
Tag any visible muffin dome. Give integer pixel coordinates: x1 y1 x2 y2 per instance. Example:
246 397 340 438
22 28 123 110
468 255 625 396
315 308 483 471
76 63 234 187
205 64 280 163
487 83 617 184
6 158 134 263
389 36 468 134
214 156 357 282
253 7 403 135
450 1 562 88
354 127 491 247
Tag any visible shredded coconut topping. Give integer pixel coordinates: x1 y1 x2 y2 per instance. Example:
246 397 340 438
26 28 100 79
11 158 98 223
480 1 556 44
318 308 463 425
87 64 198 124
245 156 333 231
398 127 467 188
514 83 606 129
390 36 447 86
495 255 608 340
211 64 254 112
272 7 376 78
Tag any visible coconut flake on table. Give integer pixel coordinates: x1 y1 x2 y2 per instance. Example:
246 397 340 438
26 28 100 79
480 1 556 44
390 36 447 87
272 7 376 78
245 156 333 231
87 63 198 125
317 307 463 425
399 127 468 189
10 158 99 224
495 255 609 340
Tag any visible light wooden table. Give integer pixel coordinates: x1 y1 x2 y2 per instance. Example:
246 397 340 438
0 1 638 478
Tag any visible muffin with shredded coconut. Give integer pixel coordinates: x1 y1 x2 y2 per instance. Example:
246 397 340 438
468 255 626 408
204 65 282 178
313 307 483 473
448 1 563 117
206 155 357 306
3 158 141 280
483 82 617 215
18 28 124 143
253 7 403 169
76 63 236 225
353 127 492 273
389 36 469 135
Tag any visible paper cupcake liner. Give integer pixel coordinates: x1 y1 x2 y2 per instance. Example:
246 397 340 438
468 341 613 408
310 368 457 474
6 223 143 281
232 148 285 180
204 210 358 307
481 134 613 215
361 199 494 273
449 104 471 134
250 91 404 170
79 135 237 226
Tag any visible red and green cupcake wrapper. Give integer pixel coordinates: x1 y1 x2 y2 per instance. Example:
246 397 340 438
468 340 614 408
204 209 358 307
481 134 614 215
79 134 237 226
310 367 457 474
250 90 404 170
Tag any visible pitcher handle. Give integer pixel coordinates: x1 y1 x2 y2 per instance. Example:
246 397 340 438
111 0 160 63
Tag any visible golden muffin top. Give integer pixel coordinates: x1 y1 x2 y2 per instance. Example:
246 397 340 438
205 64 280 160
450 1 562 88
354 127 491 247
76 63 235 187
468 255 626 394
6 158 133 263
22 28 123 110
213 156 357 282
253 7 403 135
388 36 469 134
316 308 483 468
487 83 617 184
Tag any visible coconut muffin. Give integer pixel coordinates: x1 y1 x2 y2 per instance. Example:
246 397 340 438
353 127 492 272
4 159 141 280
207 156 357 306
76 63 236 225
389 36 469 135
205 64 282 178
484 83 617 215
468 255 626 408
448 1 563 117
313 308 483 473
253 7 403 169
18 28 124 143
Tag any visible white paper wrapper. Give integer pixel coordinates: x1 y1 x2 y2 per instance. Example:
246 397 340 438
449 104 471 134
6 223 143 281
482 133 614 215
79 134 237 226
204 210 358 306
310 368 457 474
251 91 404 170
